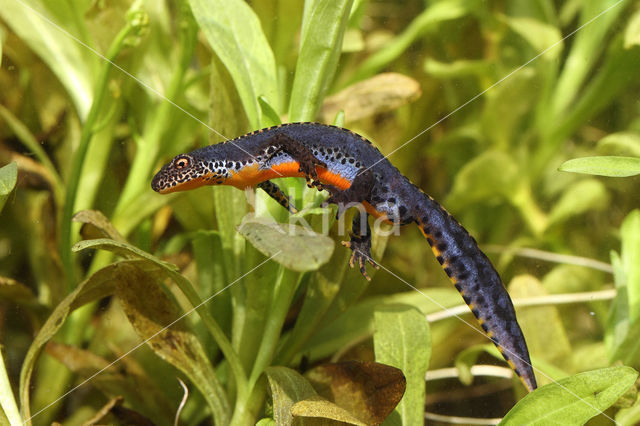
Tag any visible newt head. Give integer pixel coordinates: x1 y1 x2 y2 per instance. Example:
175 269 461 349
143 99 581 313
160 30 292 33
151 153 225 194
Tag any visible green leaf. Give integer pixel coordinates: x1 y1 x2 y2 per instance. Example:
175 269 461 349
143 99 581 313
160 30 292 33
258 96 282 128
482 67 538 148
189 0 279 127
500 366 639 425
304 289 458 361
19 261 127 420
504 16 563 60
616 393 640 425
115 264 230 424
508 275 572 371
624 8 640 48
72 209 127 243
445 150 520 210
0 162 17 213
551 0 629 116
558 156 640 177
291 396 368 425
598 132 640 157
0 1 97 118
265 366 317 425
289 0 354 121
237 215 334 272
374 306 431 426
73 237 248 401
548 179 608 225
621 211 640 324
350 0 480 82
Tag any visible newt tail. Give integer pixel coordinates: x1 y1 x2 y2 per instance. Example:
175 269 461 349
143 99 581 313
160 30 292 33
151 122 537 391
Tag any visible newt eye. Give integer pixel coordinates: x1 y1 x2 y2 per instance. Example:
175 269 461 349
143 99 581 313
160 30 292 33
175 156 190 169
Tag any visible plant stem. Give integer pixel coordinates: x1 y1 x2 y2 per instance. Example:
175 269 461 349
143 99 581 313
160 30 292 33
113 20 197 217
59 23 135 290
248 268 299 388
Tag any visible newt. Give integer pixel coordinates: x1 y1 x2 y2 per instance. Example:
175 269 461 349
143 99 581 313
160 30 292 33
151 122 537 391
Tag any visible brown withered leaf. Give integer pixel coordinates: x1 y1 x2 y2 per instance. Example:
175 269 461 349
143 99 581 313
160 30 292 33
0 276 36 304
305 361 406 425
320 73 421 123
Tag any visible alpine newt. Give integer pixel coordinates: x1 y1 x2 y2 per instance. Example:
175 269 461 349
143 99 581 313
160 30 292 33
151 122 537 391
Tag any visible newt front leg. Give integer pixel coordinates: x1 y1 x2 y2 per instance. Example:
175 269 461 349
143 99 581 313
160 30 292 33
261 133 327 188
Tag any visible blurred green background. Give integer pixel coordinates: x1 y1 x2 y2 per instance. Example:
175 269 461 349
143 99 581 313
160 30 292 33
1 0 640 424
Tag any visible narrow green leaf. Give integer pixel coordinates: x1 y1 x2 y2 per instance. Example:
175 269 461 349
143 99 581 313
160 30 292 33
551 37 640 146
374 306 431 426
504 16 563 60
237 215 334 272
551 0 629 116
0 162 17 214
0 0 97 117
258 96 282 127
212 185 248 280
624 9 640 48
482 68 538 148
289 0 354 121
606 250 628 359
0 105 62 202
606 238 640 368
350 0 480 82
500 366 638 425
559 156 640 177
621 210 640 324
189 0 279 127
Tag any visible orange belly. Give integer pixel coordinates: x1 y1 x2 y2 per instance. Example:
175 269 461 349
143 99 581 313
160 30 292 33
225 161 388 221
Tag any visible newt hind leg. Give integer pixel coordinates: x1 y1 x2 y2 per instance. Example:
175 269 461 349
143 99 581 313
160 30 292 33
321 170 379 279
342 213 379 280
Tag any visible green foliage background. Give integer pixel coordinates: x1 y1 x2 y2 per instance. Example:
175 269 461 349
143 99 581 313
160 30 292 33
1 0 640 424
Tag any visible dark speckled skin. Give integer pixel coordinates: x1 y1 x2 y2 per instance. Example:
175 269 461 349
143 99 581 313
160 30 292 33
151 122 537 391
